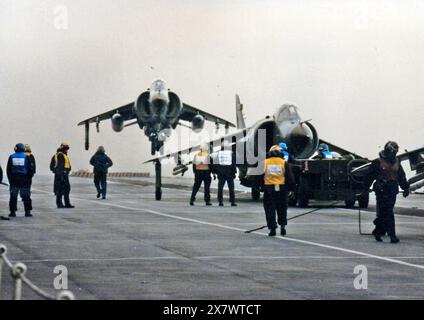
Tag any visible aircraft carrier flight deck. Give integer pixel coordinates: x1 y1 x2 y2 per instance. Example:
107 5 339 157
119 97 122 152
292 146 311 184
1 175 424 300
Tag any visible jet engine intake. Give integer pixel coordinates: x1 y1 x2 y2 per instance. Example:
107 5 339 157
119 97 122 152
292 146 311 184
135 91 152 122
287 122 318 159
166 92 182 123
111 113 124 132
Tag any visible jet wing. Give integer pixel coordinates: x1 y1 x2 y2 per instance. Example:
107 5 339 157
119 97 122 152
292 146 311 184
143 128 247 164
319 138 366 160
397 146 424 169
77 102 136 126
351 146 424 184
180 103 236 128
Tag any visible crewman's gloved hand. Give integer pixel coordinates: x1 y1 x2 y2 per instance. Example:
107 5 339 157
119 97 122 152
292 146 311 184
403 189 410 198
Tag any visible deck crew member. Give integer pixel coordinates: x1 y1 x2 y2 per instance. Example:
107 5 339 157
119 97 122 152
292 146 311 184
90 146 113 200
316 143 333 159
215 140 237 207
7 143 32 217
263 145 294 236
51 142 75 209
190 144 212 206
279 142 291 162
24 144 36 187
363 141 409 243
0 163 10 220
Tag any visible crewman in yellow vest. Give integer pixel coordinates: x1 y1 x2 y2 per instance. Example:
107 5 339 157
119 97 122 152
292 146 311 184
190 144 213 206
24 144 36 187
51 142 75 209
263 145 294 236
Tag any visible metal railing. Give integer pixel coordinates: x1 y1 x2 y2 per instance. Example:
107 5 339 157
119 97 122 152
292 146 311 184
0 244 75 300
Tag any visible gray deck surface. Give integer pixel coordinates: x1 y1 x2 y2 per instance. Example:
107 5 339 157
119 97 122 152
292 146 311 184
1 176 424 300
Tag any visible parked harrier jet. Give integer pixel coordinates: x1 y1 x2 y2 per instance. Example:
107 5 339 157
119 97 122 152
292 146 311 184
78 79 235 200
146 95 424 203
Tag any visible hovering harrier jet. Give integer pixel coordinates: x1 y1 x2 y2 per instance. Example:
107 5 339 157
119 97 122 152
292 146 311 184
78 79 235 199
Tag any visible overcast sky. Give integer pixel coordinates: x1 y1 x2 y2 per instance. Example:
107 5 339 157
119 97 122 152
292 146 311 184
1 0 423 175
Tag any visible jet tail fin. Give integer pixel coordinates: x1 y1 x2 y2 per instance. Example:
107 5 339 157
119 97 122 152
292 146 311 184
236 94 246 129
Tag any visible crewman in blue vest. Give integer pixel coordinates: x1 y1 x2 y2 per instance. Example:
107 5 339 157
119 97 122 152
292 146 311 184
317 143 333 159
279 143 291 162
6 143 32 217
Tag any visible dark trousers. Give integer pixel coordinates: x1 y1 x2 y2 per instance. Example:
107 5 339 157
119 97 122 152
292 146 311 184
10 186 32 213
190 171 211 203
55 174 71 207
263 185 288 230
94 172 107 198
374 191 397 237
217 175 235 204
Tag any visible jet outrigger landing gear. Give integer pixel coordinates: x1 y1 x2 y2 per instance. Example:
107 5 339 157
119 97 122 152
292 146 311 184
155 160 162 201
151 138 164 201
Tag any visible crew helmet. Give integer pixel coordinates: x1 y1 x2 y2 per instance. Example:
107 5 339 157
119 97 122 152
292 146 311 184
384 141 399 155
14 143 25 153
269 145 282 152
319 143 329 152
279 143 288 151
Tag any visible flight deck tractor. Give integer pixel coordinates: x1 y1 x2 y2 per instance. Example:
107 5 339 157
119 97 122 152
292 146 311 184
288 158 370 208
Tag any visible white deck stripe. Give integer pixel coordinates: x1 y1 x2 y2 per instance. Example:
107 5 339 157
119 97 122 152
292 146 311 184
15 255 424 264
28 187 424 271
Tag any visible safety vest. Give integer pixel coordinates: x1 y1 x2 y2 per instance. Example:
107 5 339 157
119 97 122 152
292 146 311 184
264 157 285 185
321 151 333 159
10 152 29 175
193 151 209 171
217 150 233 166
378 158 400 182
54 152 71 169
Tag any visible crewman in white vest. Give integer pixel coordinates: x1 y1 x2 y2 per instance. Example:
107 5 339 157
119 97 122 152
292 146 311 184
215 140 237 207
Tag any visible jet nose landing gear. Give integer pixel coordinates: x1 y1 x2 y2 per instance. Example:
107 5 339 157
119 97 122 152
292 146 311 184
155 160 162 201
